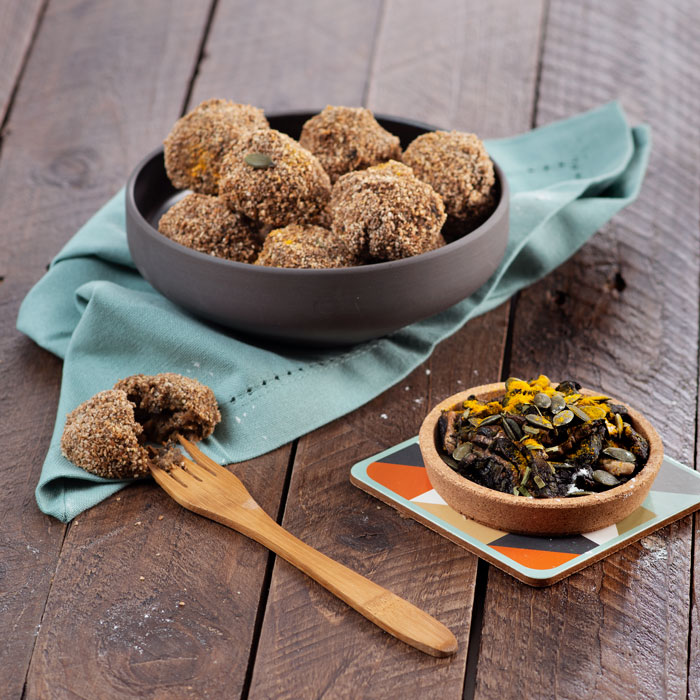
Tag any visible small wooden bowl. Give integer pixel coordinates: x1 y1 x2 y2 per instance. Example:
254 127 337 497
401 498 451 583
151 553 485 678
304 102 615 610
418 382 663 536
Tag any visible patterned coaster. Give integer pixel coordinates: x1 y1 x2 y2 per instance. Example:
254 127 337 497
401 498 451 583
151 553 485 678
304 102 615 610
350 437 700 586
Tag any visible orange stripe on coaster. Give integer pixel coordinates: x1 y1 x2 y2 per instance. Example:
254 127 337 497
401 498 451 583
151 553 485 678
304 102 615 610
366 462 432 500
490 546 580 570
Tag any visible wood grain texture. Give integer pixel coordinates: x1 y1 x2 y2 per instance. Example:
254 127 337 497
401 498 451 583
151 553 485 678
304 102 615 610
0 0 43 125
189 0 384 112
367 0 545 136
0 1 216 698
474 1 700 698
246 2 545 693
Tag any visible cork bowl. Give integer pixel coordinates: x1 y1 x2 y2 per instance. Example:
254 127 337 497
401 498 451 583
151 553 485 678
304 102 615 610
418 382 663 536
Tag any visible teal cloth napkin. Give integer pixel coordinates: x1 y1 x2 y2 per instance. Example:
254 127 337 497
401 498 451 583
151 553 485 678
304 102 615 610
18 102 651 522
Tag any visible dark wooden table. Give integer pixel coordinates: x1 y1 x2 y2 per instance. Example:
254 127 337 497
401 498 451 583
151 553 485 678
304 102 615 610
2 1 699 698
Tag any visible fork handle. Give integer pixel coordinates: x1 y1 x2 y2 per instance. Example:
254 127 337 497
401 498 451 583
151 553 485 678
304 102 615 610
213 507 457 657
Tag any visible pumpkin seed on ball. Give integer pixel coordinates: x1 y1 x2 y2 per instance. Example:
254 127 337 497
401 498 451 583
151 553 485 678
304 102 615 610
244 152 274 168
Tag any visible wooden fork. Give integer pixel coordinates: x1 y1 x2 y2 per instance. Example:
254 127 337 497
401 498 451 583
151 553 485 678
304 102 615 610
148 436 458 657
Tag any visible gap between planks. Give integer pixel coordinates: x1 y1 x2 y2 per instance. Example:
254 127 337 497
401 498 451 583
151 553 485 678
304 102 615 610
240 438 300 700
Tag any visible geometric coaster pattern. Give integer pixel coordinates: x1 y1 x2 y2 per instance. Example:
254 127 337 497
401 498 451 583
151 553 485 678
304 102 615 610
350 437 700 586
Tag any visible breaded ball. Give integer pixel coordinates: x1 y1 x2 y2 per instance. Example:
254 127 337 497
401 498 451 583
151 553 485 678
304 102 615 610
330 161 446 261
114 373 221 443
158 193 260 262
218 129 331 228
255 224 357 269
61 390 151 479
402 130 496 225
299 106 402 183
164 99 268 195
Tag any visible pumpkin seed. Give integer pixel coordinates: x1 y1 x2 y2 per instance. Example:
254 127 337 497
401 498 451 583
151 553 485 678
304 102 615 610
533 392 551 410
452 442 473 461
614 412 624 434
525 414 553 430
502 417 523 441
603 446 636 463
244 152 274 168
600 458 634 477
478 414 502 427
592 469 620 487
552 409 574 427
505 377 523 391
549 394 567 414
568 404 590 422
442 454 461 470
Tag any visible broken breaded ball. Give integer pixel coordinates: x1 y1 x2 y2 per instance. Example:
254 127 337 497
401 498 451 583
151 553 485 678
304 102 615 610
164 98 268 195
114 373 221 444
219 129 332 228
299 106 402 183
61 389 152 479
402 130 496 226
158 193 260 262
330 161 446 261
61 374 221 479
255 224 357 269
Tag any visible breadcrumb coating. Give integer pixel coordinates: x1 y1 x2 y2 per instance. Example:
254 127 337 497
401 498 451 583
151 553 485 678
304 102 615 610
164 99 268 195
402 130 496 223
299 106 402 183
330 161 446 261
114 373 221 443
158 193 260 262
61 390 151 479
255 224 357 269
219 129 331 228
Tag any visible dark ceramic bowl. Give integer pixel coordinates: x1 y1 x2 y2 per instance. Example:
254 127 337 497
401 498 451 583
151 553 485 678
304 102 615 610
125 113 509 346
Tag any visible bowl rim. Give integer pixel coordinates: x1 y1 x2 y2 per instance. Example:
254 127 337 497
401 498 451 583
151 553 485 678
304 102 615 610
418 381 664 512
125 112 510 278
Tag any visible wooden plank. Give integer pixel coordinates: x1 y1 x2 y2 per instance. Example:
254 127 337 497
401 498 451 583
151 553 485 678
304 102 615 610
473 1 700 698
0 0 43 124
247 1 546 696
0 1 216 698
189 0 385 111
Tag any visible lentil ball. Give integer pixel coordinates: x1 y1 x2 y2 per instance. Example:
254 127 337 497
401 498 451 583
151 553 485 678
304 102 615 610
114 373 221 443
299 106 402 183
330 161 446 261
255 224 357 269
219 129 331 228
61 390 151 479
402 130 496 225
158 193 260 262
164 98 268 195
